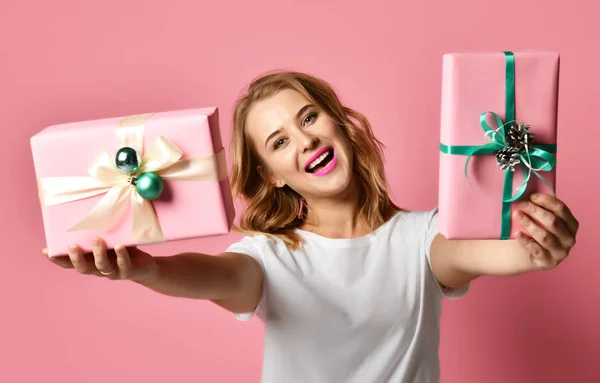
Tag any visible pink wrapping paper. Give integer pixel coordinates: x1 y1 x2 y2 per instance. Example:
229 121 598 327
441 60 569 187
438 52 560 239
31 108 235 256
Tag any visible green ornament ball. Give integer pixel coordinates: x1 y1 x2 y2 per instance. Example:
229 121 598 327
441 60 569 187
115 147 142 174
135 172 164 200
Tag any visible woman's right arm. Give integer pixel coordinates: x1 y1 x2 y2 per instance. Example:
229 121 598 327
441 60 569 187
45 238 264 315
145 251 264 314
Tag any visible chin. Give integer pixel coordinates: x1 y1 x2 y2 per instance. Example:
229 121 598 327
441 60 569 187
312 171 355 198
296 152 355 197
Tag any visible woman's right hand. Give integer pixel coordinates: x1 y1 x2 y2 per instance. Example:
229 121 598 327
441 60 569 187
44 238 159 284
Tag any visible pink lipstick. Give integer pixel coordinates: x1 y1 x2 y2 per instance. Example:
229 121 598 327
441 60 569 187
304 146 337 176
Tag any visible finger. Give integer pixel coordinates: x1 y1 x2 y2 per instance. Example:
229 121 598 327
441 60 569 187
115 245 132 279
67 245 93 274
49 256 75 269
517 200 574 248
516 232 554 270
515 210 562 252
92 237 115 277
44 248 75 269
530 194 579 235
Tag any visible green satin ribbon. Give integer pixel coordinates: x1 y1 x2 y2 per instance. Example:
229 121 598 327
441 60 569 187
439 51 557 239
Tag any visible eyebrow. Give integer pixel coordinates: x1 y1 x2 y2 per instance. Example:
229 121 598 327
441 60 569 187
264 104 314 148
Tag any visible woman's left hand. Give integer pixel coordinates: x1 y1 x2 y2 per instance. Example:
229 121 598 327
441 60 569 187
514 193 579 271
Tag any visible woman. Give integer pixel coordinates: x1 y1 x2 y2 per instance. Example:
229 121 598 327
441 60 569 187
45 71 579 382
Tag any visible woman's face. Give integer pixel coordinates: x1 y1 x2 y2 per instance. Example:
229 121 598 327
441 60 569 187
245 89 354 200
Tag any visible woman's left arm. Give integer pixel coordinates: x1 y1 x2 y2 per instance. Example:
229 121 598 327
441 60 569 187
429 193 580 289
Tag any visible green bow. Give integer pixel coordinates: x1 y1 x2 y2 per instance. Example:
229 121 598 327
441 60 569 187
439 51 557 239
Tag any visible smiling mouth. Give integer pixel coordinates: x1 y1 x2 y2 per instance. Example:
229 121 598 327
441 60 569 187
305 148 335 173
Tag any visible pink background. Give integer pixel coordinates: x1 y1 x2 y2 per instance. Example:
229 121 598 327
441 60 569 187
1 0 598 382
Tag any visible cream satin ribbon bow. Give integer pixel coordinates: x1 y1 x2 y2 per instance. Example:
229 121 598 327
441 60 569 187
37 113 228 244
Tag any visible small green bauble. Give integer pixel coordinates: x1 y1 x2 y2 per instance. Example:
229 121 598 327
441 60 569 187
135 172 164 200
115 147 142 175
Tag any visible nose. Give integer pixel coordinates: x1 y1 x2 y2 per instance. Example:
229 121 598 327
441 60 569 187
298 131 319 153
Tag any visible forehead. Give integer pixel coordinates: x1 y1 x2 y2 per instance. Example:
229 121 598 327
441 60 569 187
246 89 311 141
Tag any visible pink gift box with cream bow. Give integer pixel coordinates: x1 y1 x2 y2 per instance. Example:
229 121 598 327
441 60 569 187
438 51 560 240
31 108 235 257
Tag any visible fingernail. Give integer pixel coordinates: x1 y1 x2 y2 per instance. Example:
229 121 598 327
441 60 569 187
531 193 540 201
92 238 100 246
515 211 524 220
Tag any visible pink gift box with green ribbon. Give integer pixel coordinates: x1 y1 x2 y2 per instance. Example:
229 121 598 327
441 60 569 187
31 108 235 257
438 51 559 240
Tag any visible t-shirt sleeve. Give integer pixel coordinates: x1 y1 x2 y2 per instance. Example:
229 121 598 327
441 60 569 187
424 208 470 300
225 236 267 321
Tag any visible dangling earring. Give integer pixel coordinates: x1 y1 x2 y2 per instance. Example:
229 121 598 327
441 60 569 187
297 198 305 220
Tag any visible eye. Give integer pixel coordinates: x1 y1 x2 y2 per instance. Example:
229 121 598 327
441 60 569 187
274 137 287 149
303 113 317 126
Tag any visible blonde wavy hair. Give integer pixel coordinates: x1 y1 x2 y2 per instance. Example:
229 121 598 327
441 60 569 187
230 71 400 249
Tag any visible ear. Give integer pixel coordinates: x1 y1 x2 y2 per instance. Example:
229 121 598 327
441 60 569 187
257 165 285 188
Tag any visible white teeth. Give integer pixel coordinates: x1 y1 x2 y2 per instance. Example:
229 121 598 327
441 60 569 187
308 150 331 170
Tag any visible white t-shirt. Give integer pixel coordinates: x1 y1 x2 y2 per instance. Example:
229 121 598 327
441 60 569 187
225 208 469 383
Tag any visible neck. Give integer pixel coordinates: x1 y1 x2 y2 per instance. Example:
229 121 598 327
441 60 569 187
298 178 368 239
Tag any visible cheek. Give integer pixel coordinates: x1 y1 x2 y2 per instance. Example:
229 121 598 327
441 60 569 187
267 151 299 178
335 130 353 158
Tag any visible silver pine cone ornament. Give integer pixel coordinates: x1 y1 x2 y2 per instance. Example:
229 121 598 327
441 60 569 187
496 147 521 172
506 122 534 151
